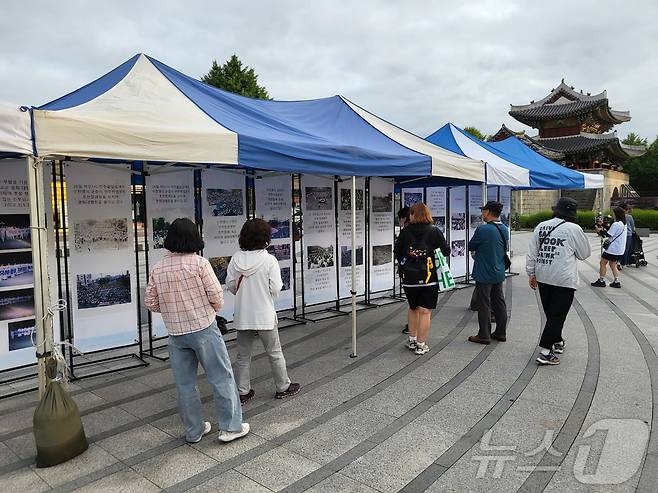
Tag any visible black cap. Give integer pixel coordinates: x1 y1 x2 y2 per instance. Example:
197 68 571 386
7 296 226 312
480 200 503 216
552 197 578 221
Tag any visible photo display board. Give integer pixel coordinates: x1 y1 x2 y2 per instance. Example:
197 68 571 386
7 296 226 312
301 175 337 305
368 178 395 293
66 162 138 352
201 169 247 320
0 160 36 370
449 187 467 278
427 187 447 234
337 178 366 298
402 187 424 208
146 169 196 337
254 174 294 311
468 186 484 274
500 186 512 254
487 185 500 203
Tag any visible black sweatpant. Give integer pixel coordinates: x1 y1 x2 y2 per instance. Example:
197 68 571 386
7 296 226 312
537 282 575 350
473 282 507 340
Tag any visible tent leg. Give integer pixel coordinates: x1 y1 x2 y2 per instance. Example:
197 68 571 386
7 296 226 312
350 176 357 358
27 157 53 396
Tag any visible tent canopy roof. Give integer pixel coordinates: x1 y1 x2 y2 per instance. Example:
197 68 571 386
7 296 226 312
0 102 32 157
31 54 483 181
427 123 602 190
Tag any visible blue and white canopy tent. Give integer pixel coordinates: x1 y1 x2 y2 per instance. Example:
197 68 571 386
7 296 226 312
21 54 484 366
426 123 603 190
31 54 483 182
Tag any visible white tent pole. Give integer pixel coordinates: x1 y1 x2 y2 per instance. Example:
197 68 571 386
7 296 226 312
27 156 53 396
350 176 357 358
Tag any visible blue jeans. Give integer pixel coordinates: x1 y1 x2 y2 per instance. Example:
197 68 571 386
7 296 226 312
168 322 242 440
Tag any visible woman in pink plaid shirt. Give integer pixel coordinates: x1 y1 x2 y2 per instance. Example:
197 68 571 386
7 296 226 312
145 218 249 443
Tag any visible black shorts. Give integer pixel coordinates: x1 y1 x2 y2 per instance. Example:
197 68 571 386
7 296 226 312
602 252 621 262
403 286 439 310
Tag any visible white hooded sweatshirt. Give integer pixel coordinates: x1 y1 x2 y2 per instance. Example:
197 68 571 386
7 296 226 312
225 249 283 330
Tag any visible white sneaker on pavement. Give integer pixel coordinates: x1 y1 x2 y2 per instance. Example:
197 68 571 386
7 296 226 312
186 421 212 443
218 423 250 443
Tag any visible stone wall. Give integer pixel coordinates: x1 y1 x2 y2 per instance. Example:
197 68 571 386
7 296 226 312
511 189 560 215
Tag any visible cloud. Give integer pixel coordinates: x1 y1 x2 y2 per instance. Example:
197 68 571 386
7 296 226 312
1 0 656 139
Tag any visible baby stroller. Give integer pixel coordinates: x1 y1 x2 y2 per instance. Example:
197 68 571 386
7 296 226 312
630 233 648 267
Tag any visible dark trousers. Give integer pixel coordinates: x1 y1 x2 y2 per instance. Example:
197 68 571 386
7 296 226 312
474 282 507 340
538 282 575 350
621 235 634 266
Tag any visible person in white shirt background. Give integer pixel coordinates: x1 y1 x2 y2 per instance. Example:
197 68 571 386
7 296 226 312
226 218 301 405
591 206 627 289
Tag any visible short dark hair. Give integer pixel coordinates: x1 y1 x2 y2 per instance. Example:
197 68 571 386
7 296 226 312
164 218 204 253
612 206 626 224
239 218 271 250
397 207 410 221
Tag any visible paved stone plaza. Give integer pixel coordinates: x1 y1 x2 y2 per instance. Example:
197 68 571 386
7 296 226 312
0 232 656 492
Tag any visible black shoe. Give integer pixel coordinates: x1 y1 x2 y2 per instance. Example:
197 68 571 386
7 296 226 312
553 339 565 354
536 352 560 365
275 383 301 399
491 332 506 342
239 389 255 405
590 279 606 287
402 324 409 334
610 281 621 289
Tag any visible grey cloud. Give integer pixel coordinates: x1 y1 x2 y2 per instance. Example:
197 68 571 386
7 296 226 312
1 0 656 139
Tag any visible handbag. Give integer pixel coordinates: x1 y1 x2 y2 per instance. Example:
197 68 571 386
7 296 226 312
433 248 455 292
492 223 512 270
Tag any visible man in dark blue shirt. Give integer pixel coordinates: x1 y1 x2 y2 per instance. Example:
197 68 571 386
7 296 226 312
467 201 508 344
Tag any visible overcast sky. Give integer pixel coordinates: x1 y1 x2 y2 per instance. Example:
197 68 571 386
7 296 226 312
2 1 656 140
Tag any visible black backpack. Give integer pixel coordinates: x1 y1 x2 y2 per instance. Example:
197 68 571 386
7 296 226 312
400 228 438 286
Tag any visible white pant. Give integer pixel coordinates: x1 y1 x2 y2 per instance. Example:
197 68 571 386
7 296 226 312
236 329 291 394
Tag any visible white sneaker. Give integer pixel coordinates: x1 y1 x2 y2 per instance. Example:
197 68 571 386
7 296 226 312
218 422 250 443
405 339 417 351
415 342 430 355
186 421 211 443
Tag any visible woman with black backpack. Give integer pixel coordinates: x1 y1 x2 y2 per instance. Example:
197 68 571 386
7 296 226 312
394 203 451 355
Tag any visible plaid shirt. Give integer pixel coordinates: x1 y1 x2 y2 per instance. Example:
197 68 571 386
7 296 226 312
144 252 224 336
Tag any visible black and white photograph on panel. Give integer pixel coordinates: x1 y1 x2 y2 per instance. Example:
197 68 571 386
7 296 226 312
73 218 129 252
451 240 466 257
76 271 132 309
152 217 171 249
341 246 364 267
340 188 364 211
451 212 466 231
470 213 483 229
8 319 35 351
0 251 33 288
0 288 35 321
305 187 333 211
268 218 290 239
307 245 334 269
433 216 446 233
371 192 393 213
206 188 244 216
0 214 31 251
209 256 231 285
372 244 393 266
404 193 423 207
267 244 291 261
281 267 291 291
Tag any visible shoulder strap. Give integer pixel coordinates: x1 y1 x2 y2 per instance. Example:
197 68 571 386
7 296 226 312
492 223 508 250
539 220 567 247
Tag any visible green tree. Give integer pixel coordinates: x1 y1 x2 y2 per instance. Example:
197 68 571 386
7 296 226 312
202 55 270 99
623 135 658 195
622 132 648 147
463 126 488 141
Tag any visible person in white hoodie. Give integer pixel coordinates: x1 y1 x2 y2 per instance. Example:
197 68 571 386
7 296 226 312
226 218 300 405
526 198 591 366
591 206 627 289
